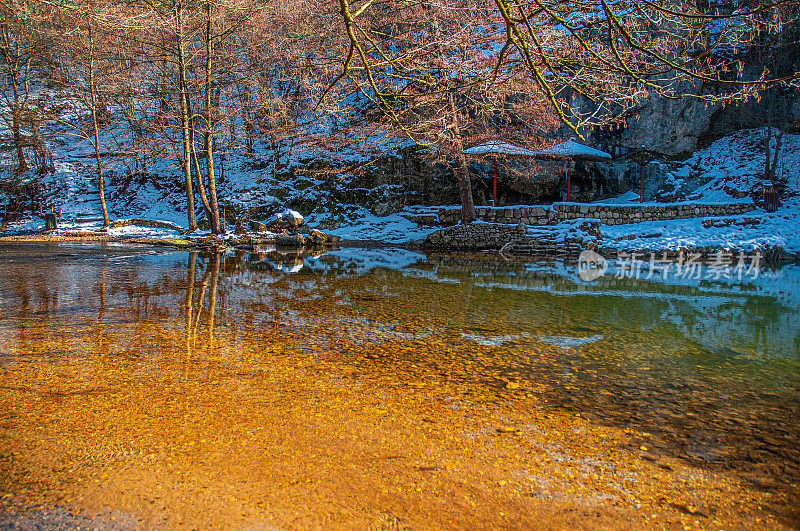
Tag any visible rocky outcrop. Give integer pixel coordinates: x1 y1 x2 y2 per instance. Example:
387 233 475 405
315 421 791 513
267 209 304 232
305 229 328 246
621 85 721 155
596 83 800 155
275 233 305 247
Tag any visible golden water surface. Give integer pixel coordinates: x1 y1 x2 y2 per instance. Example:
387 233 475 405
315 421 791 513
0 243 798 529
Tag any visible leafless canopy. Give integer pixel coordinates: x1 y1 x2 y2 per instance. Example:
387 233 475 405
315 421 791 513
331 0 800 138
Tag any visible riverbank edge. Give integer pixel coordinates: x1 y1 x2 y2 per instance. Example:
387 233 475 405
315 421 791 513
2 227 799 265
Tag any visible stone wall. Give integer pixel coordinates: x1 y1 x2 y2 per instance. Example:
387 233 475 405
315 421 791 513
426 222 528 251
438 202 756 227
425 221 588 258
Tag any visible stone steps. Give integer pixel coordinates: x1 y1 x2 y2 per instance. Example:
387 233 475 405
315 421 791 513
426 220 593 257
501 241 582 259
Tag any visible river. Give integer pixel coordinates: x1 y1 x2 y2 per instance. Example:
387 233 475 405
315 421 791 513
0 242 797 528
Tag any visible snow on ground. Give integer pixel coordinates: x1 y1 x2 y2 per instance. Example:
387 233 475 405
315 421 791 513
106 225 184 239
309 206 439 243
599 198 800 252
596 190 641 204
597 128 800 253
0 217 43 235
662 128 800 199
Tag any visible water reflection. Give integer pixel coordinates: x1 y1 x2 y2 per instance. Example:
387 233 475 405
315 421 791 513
183 251 222 359
0 243 798 488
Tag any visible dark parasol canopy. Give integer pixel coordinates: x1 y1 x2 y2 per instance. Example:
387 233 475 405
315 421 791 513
531 139 612 202
463 141 540 206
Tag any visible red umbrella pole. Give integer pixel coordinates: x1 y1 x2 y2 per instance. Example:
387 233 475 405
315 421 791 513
566 160 571 202
493 161 498 206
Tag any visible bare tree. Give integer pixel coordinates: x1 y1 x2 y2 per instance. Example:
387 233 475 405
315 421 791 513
220 1 356 186
122 0 203 230
197 0 257 235
492 0 798 131
0 5 42 176
323 0 553 222
328 0 799 222
129 0 264 233
752 1 798 184
46 0 121 227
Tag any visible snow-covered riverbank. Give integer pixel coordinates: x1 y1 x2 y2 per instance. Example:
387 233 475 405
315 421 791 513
3 129 798 255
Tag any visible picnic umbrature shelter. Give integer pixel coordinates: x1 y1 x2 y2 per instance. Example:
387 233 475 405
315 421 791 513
464 139 612 204
529 139 612 202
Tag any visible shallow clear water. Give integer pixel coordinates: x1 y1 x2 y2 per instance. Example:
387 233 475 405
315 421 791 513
1 242 798 485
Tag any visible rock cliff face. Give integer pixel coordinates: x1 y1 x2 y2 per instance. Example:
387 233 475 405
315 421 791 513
620 89 720 155
699 93 800 148
596 34 800 156
617 90 800 156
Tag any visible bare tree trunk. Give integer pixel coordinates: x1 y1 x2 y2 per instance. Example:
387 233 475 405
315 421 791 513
448 91 475 224
765 89 773 181
239 82 254 154
764 88 786 185
453 147 475 224
191 130 213 219
186 73 211 220
772 129 783 183
10 73 28 176
177 4 197 232
205 1 222 235
88 26 110 228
